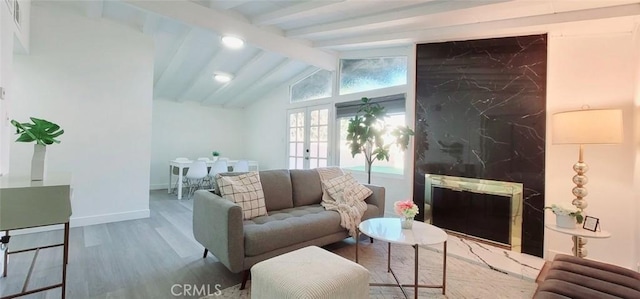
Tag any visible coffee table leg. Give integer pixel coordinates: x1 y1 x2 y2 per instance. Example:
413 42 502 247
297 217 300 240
387 243 391 272
414 245 419 299
355 230 359 263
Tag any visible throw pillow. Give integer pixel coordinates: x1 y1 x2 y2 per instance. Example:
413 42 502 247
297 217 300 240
322 172 359 202
216 171 267 220
317 167 345 203
343 182 373 203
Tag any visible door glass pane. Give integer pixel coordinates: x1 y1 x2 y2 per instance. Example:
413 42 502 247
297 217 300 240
310 127 318 141
319 109 328 125
311 110 319 126
319 159 327 168
290 128 296 141
296 112 304 126
290 114 296 127
310 159 318 169
319 143 328 158
297 128 304 141
296 158 304 168
310 142 318 157
296 143 303 156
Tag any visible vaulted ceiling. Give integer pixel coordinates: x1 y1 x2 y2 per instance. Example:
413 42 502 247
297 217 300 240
44 0 640 108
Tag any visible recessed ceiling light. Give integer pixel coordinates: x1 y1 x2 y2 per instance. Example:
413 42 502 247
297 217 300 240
221 35 244 49
213 72 233 83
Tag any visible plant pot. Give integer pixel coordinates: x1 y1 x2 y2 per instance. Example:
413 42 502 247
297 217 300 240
401 218 414 229
556 214 576 229
31 144 46 181
212 156 219 162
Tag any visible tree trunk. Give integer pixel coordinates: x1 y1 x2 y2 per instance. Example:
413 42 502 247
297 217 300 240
366 160 372 184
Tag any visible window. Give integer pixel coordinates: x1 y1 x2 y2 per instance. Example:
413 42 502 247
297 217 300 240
335 94 407 175
290 69 332 103
339 57 407 95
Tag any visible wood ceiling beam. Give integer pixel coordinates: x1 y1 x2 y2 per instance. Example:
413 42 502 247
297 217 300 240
176 46 223 103
226 58 294 108
313 3 640 49
154 29 201 95
142 13 161 35
210 0 250 10
252 1 345 26
286 0 510 38
201 51 268 104
126 0 337 70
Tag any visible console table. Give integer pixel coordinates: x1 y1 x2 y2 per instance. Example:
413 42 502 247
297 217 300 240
0 173 72 299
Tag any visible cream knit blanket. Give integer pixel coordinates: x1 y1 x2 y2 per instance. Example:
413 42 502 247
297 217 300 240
318 168 369 238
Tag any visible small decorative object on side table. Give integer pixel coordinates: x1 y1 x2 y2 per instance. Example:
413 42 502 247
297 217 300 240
545 203 584 229
582 216 600 232
394 199 419 229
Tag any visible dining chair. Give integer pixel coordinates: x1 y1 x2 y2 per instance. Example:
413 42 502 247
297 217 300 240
184 160 208 199
171 157 190 194
233 160 249 172
208 160 229 191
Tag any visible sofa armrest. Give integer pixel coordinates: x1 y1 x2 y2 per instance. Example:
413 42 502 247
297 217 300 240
363 184 385 217
192 190 244 273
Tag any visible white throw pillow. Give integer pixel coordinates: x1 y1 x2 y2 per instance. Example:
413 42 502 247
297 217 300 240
317 167 345 203
216 171 267 220
323 172 359 202
343 182 373 203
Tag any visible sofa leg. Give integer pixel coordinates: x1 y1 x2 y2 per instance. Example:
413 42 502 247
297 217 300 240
240 270 250 290
370 237 374 243
203 248 208 258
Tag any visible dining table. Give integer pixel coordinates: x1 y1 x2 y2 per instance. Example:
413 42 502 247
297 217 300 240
168 159 259 199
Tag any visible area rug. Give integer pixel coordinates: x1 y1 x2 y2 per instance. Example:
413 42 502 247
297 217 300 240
205 240 537 298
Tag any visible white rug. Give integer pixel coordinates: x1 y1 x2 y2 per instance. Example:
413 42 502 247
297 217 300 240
206 240 537 298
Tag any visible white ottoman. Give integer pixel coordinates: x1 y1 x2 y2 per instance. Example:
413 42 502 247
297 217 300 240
250 246 369 299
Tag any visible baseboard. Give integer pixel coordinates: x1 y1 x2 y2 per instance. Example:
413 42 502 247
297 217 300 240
8 209 151 235
150 183 169 190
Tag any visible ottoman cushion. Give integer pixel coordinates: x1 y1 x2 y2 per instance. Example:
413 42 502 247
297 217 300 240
251 246 369 299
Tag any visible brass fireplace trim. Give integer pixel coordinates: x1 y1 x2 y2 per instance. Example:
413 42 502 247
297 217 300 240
424 174 523 252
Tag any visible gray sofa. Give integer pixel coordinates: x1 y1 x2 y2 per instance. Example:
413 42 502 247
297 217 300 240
534 254 640 298
192 169 385 289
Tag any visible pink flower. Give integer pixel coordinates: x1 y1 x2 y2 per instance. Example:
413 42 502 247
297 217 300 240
394 200 419 218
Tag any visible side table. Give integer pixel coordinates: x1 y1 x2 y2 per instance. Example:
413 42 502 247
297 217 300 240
545 223 611 258
0 173 72 299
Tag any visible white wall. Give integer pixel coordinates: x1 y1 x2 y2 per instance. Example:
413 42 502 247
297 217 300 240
10 4 154 226
150 99 246 189
546 32 637 268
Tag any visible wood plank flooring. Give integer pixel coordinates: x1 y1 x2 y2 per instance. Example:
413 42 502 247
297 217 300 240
0 190 241 299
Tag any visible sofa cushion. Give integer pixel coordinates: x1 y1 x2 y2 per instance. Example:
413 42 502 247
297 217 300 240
243 205 344 257
217 172 267 220
258 169 294 211
289 169 323 207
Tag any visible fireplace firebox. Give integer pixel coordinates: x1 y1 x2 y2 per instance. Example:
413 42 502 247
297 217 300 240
424 174 523 251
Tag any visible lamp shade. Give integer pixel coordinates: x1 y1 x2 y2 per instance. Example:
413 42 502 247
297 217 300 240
552 109 623 144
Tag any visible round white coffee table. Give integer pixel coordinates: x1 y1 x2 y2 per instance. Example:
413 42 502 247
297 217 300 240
356 218 448 299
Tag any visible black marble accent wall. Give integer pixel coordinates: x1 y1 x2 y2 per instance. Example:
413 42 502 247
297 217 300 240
414 35 547 257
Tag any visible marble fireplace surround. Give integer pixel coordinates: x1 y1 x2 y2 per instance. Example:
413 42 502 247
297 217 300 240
424 174 523 252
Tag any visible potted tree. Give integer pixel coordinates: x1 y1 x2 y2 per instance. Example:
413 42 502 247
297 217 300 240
346 97 414 184
11 117 64 181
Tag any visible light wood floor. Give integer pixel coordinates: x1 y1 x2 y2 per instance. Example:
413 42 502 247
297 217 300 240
0 190 241 299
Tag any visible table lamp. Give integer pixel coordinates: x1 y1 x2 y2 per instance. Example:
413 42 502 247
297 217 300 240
552 108 623 212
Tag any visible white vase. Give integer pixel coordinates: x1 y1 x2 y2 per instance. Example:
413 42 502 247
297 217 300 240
556 214 576 229
212 156 219 162
401 218 414 229
31 144 47 181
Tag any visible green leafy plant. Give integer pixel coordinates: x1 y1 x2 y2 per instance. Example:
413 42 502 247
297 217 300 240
10 117 64 145
346 97 414 183
212 151 220 157
545 203 584 224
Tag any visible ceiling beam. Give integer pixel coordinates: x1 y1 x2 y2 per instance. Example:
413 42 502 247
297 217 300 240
252 1 344 26
286 0 510 38
313 3 640 49
176 46 222 102
126 0 337 70
210 0 250 10
201 51 267 104
85 0 104 18
142 13 161 35
227 58 293 108
154 29 200 95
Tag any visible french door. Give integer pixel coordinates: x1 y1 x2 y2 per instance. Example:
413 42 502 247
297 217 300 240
287 105 331 169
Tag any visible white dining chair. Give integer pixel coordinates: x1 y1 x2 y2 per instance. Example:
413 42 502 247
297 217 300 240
171 157 191 194
208 160 229 191
184 160 208 199
233 160 249 172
